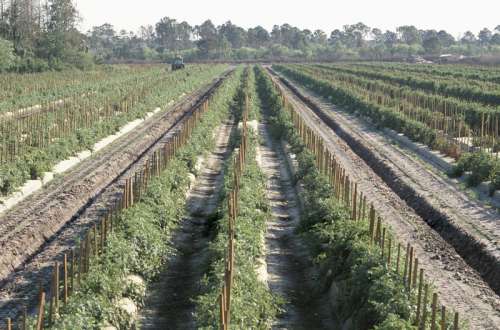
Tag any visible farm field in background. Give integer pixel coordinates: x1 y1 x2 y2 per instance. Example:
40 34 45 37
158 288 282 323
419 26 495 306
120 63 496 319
0 62 499 330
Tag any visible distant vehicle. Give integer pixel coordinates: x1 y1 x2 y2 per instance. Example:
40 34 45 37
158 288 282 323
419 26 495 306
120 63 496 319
171 56 185 70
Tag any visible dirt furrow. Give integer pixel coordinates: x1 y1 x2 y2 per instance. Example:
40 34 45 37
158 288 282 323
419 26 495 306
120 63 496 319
257 120 333 329
139 120 235 329
268 69 500 329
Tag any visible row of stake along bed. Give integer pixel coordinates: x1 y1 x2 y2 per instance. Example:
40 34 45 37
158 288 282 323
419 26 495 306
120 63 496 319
269 74 462 330
219 98 249 330
0 96 213 330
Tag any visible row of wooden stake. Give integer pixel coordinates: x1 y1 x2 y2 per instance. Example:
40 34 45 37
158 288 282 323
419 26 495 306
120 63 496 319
219 97 249 330
1 95 213 330
270 75 462 330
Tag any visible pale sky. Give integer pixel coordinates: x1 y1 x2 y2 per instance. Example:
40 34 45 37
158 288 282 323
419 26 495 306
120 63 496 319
74 0 500 38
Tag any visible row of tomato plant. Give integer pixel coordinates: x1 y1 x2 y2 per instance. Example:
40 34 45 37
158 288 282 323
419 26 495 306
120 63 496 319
354 62 500 85
275 64 500 194
0 65 160 112
0 64 227 195
195 66 282 328
255 65 462 329
304 64 499 138
33 66 244 329
317 63 500 107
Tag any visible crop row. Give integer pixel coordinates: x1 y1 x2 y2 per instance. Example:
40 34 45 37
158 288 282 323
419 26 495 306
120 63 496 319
317 63 500 107
355 62 500 85
305 64 500 136
275 64 500 194
0 65 162 113
276 65 464 155
0 64 227 195
256 65 463 329
195 67 281 328
283 64 500 153
8 67 244 329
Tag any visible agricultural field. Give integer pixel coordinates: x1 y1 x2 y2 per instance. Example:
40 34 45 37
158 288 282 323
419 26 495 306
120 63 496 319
0 61 499 330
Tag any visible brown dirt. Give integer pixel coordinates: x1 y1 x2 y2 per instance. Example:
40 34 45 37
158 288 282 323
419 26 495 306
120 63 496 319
139 120 235 329
268 69 500 329
0 70 232 323
257 120 334 329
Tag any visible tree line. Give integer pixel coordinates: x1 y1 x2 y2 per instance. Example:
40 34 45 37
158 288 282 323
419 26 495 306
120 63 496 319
0 0 93 72
88 20 500 63
1 1 500 72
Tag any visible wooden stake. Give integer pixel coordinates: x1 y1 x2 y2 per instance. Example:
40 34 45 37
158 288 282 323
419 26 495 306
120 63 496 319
396 243 401 274
422 284 429 329
413 258 419 289
431 293 438 330
387 238 392 265
441 306 446 330
416 269 424 326
408 247 414 288
37 292 45 330
403 243 410 284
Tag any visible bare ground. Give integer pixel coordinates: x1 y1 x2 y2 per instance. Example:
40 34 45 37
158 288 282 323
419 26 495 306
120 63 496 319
139 119 235 329
268 69 500 329
256 120 334 329
0 72 230 323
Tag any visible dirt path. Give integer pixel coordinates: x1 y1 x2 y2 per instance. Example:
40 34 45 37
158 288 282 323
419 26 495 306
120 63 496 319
268 70 500 329
256 120 333 329
139 120 235 329
0 72 231 324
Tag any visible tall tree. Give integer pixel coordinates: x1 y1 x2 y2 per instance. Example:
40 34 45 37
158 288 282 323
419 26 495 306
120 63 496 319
219 21 246 49
247 25 269 48
195 19 217 56
329 29 343 46
155 17 177 51
342 22 370 48
478 28 492 45
139 24 155 46
5 0 43 54
461 31 477 44
88 23 115 61
397 25 420 45
437 30 455 47
383 30 398 49
312 29 327 45
176 21 193 49
422 30 441 54
41 0 81 60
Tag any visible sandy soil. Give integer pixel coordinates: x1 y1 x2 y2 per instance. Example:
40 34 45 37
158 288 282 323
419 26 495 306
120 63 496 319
139 120 235 329
269 69 500 330
257 120 334 329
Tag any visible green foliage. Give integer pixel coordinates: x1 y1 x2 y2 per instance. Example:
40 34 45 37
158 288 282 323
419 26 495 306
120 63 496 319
254 65 414 328
373 314 414 330
0 38 16 72
274 64 500 197
195 69 281 328
274 65 441 149
451 152 500 194
37 67 244 329
0 65 227 195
